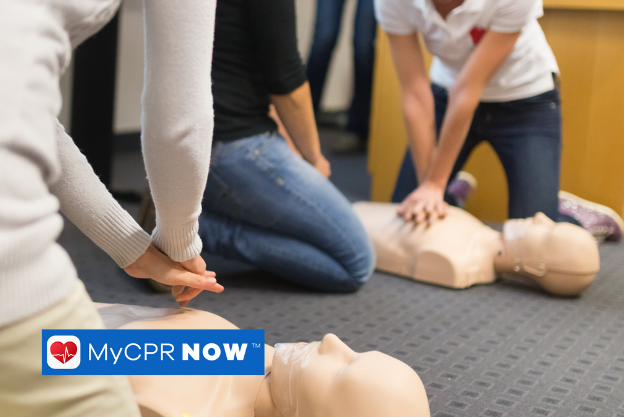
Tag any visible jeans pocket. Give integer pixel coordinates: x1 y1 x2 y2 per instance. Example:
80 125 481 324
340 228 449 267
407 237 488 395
203 170 243 217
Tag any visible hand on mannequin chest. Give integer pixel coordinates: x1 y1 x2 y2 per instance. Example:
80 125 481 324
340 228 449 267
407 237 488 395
354 203 600 296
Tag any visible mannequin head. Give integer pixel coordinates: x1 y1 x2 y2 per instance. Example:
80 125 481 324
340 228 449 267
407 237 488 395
495 213 600 295
269 334 430 417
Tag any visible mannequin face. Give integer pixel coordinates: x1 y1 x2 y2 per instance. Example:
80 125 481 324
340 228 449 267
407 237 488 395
502 212 599 274
498 212 600 295
270 334 430 417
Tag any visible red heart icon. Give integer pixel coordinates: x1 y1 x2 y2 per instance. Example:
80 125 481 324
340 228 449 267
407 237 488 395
50 341 78 364
470 26 486 45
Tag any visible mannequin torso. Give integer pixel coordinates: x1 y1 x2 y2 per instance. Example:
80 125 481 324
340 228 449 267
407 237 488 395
98 304 274 417
353 202 502 288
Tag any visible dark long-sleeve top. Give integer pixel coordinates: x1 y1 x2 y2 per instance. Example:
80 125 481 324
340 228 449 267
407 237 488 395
212 0 308 142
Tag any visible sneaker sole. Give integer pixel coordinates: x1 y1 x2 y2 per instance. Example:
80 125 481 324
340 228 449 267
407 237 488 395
456 171 477 189
559 191 624 232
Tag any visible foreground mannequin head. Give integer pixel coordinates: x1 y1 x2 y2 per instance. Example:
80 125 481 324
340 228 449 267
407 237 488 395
354 202 599 296
267 334 429 417
97 304 431 417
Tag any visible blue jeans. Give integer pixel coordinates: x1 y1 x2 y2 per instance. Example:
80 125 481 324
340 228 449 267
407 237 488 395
199 133 376 293
392 84 566 222
306 0 376 140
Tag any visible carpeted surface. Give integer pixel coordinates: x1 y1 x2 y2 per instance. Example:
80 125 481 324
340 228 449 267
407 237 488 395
60 129 624 416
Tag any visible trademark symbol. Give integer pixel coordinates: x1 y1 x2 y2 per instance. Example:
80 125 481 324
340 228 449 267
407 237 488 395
252 343 261 348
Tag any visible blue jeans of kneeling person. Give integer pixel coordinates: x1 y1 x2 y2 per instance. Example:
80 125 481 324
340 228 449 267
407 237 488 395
393 84 566 222
199 132 376 293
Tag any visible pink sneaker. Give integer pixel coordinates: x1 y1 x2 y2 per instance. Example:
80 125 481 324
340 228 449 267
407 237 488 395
447 171 477 209
559 191 623 242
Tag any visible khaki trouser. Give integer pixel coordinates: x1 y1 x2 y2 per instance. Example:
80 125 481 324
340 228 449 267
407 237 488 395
0 280 140 417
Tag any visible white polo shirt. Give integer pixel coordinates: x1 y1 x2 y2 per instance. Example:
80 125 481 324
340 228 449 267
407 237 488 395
375 0 559 101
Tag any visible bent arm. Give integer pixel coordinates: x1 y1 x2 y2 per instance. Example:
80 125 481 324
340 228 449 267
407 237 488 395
247 0 325 166
271 83 322 165
387 32 436 183
424 30 520 188
141 0 216 262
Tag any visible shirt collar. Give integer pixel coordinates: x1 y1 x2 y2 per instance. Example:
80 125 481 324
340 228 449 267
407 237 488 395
413 0 487 16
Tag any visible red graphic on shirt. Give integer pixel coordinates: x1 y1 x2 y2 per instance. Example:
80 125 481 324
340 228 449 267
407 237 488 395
50 341 78 364
470 26 486 45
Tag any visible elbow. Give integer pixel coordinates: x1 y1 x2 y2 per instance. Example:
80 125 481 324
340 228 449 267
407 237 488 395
448 85 480 114
402 89 433 118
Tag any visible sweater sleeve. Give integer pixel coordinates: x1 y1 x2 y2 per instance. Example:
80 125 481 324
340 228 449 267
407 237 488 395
141 0 216 262
49 121 151 268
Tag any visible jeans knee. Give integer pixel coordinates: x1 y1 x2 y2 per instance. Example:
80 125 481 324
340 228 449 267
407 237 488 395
344 237 376 292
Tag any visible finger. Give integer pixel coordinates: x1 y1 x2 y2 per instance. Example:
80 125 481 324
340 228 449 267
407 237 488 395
415 208 427 224
207 283 225 293
176 287 203 303
203 270 216 278
403 201 417 221
174 280 223 297
170 271 217 291
411 201 426 223
427 209 440 226
440 201 449 218
171 285 185 298
424 201 435 218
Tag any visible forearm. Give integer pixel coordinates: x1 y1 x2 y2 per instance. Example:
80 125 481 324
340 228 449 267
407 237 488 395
425 87 479 187
141 0 216 262
49 121 151 268
271 82 322 164
402 87 437 183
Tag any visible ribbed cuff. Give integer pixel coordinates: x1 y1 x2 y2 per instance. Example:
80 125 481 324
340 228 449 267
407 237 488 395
86 204 152 268
151 220 203 262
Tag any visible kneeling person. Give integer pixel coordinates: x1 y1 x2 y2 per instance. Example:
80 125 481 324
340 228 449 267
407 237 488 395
196 0 375 292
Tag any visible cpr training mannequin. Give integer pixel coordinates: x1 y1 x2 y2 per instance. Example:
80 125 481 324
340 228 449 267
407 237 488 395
353 202 600 296
97 303 430 417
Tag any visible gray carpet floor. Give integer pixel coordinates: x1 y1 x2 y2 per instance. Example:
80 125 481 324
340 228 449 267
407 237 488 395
60 129 624 416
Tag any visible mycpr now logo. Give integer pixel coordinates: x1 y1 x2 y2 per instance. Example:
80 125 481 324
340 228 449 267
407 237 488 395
42 330 264 375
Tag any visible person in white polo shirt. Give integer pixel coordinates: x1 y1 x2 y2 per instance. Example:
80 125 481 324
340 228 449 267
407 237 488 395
375 0 624 241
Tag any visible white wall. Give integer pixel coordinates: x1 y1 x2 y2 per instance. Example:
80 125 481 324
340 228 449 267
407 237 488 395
60 0 358 134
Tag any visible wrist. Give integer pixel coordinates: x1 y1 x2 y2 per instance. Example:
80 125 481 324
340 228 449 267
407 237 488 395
421 177 446 191
304 150 323 165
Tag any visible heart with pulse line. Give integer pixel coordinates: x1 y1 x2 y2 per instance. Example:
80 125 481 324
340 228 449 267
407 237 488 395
50 341 78 364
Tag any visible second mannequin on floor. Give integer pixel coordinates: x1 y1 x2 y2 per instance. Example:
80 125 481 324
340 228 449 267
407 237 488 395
353 203 600 296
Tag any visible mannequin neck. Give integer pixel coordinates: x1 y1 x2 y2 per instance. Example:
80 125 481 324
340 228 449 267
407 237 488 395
255 374 282 417
493 242 514 274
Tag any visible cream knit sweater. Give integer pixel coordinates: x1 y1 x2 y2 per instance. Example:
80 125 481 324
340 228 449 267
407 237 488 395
0 0 215 327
